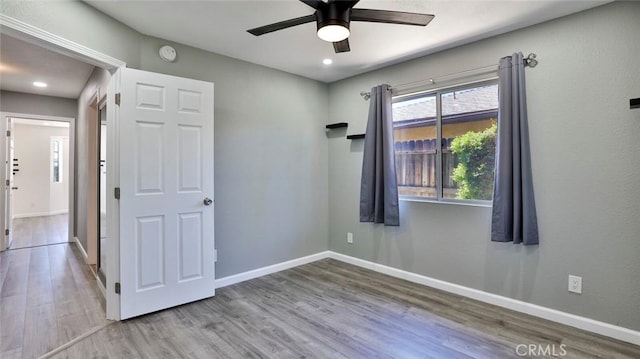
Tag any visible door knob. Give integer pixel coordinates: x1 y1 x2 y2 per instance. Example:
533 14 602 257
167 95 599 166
11 187 18 190
203 197 213 206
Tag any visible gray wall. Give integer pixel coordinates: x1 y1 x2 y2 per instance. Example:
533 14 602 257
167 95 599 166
327 1 640 331
138 37 329 277
0 91 77 118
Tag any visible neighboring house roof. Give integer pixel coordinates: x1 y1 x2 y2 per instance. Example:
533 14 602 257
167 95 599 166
392 84 498 122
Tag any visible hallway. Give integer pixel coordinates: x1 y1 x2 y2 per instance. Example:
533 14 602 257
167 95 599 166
0 243 107 358
9 214 68 250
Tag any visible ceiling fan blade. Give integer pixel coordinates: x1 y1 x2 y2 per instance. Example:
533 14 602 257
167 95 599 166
300 0 323 9
333 38 350 53
248 14 316 36
351 9 434 26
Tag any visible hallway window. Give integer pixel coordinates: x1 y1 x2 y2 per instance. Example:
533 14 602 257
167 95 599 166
52 139 62 183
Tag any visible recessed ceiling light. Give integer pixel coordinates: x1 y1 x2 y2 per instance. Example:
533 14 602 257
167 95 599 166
33 81 48 88
322 58 333 65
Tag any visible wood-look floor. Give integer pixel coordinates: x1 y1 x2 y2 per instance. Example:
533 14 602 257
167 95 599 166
10 214 69 249
0 243 107 359
1 244 639 358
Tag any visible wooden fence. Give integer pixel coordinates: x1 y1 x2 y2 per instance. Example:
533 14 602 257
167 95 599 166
395 138 458 197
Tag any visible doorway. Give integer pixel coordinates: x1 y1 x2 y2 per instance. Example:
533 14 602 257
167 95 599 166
0 17 125 320
3 115 74 250
2 17 216 321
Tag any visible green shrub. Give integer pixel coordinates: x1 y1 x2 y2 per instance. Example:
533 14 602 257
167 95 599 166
450 124 497 200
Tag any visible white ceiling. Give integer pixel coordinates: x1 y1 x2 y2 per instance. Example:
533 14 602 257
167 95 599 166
86 0 610 83
0 34 95 98
0 0 611 96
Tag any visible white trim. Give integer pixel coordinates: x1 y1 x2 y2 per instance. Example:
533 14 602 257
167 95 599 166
214 251 332 288
105 68 121 321
0 14 126 70
13 210 68 219
73 236 89 262
212 250 640 346
327 252 640 346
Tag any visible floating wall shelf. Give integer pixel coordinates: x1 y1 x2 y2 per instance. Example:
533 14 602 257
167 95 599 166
347 134 366 140
326 122 348 129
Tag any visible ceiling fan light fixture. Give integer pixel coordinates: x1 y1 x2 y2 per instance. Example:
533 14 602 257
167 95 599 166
317 24 350 42
247 0 434 54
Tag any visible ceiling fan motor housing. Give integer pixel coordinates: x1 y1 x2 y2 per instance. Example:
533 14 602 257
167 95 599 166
316 4 351 31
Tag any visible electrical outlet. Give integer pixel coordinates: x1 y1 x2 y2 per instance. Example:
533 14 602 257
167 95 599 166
568 275 582 294
347 232 353 244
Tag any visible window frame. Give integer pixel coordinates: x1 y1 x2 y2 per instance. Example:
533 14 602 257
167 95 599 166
392 78 498 206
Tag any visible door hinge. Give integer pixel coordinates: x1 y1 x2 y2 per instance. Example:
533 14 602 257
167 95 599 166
115 282 121 294
114 187 120 199
5 179 9 186
6 130 10 137
5 229 9 236
115 93 121 106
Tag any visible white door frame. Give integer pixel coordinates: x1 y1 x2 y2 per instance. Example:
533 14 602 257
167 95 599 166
0 14 126 320
0 113 75 250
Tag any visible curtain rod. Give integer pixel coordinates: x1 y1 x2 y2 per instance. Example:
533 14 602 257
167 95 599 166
360 53 538 100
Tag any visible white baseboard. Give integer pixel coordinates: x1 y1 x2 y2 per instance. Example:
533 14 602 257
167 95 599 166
327 252 640 346
74 236 89 262
213 250 639 346
214 251 331 288
96 278 106 297
13 210 68 219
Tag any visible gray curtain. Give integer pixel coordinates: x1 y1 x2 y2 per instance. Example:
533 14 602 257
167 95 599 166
360 84 399 226
492 52 539 245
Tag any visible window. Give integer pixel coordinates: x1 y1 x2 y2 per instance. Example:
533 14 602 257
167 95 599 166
392 82 498 202
52 139 62 183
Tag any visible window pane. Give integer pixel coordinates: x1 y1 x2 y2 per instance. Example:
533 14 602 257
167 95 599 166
52 140 62 183
392 95 437 199
53 163 60 183
441 84 498 200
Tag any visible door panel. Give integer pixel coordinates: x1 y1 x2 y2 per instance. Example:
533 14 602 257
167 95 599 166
119 68 214 319
135 122 164 194
178 212 203 281
177 125 202 192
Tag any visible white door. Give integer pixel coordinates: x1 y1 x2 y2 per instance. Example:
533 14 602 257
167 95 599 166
118 68 215 319
4 119 14 248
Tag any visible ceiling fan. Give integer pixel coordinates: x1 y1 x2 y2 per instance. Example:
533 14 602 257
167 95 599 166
247 0 434 53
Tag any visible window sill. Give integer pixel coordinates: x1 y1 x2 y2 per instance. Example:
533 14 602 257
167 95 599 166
399 196 492 208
